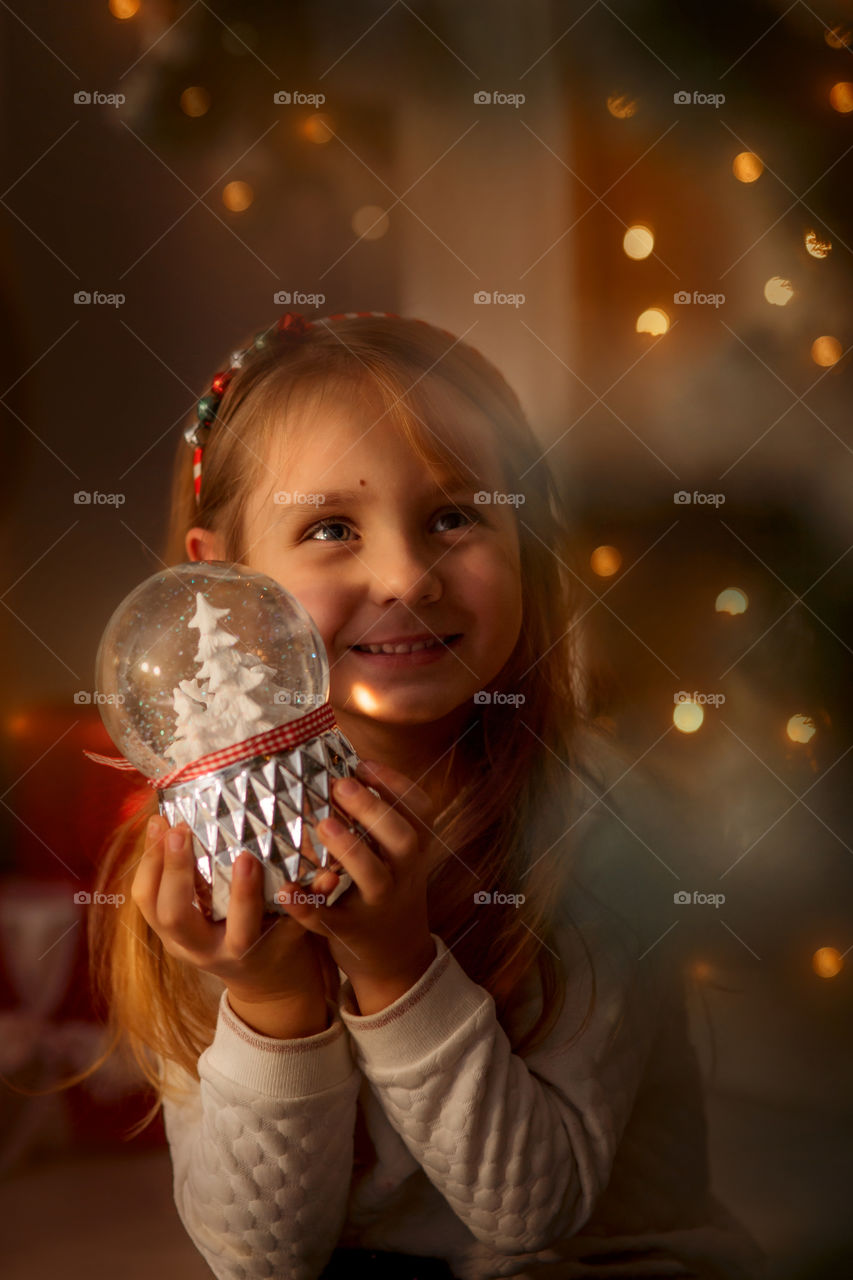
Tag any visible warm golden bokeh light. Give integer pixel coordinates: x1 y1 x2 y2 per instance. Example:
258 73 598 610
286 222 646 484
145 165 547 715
764 277 794 306
804 230 832 258
180 87 211 118
222 181 254 212
812 947 843 979
674 701 704 734
829 82 853 113
109 0 140 17
636 307 670 336
351 205 389 240
7 713 29 736
691 960 713 982
303 113 334 144
590 545 622 577
825 26 852 49
623 224 654 260
348 682 381 713
607 94 638 118
811 336 843 367
732 151 763 183
787 714 816 743
715 588 748 615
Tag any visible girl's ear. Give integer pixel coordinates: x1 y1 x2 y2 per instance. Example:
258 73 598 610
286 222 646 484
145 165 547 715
185 526 228 562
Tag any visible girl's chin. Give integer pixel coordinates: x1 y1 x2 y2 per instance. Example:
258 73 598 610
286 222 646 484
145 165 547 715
331 689 475 726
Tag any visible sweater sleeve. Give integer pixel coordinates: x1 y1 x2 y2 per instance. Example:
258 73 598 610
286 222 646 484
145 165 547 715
160 987 362 1280
337 896 671 1257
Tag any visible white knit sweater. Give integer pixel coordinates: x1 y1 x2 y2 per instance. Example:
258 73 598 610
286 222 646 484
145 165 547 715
159 853 769 1280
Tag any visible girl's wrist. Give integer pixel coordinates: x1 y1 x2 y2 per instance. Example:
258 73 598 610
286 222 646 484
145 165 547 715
226 982 331 1040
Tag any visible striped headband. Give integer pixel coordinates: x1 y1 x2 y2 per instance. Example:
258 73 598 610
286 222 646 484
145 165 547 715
185 309 417 507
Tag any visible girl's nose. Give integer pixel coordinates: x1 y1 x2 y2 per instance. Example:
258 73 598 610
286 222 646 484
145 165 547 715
365 537 442 607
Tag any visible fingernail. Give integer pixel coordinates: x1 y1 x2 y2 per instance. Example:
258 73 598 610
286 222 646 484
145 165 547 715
322 817 346 837
147 816 160 838
335 777 359 798
167 829 185 853
236 852 255 876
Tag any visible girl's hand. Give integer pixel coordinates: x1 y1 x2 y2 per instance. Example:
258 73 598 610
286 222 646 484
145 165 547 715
131 816 336 1011
278 760 441 1008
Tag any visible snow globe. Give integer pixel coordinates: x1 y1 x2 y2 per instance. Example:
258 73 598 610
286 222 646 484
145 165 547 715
91 561 362 919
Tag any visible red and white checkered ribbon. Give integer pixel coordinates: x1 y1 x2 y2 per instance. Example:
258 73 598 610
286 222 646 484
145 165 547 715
83 701 337 791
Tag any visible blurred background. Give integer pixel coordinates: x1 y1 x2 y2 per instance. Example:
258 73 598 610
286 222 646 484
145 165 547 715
0 1 851 1277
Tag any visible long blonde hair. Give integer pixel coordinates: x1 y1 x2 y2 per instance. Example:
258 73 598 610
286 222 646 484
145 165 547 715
44 316 615 1133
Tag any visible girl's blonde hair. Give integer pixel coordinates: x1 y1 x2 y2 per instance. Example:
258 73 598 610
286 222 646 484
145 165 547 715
52 316 616 1133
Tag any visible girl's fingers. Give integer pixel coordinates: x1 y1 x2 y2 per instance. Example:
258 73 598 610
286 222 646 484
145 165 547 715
223 850 272 958
314 812 389 904
155 824 216 954
328 775 423 864
355 760 435 826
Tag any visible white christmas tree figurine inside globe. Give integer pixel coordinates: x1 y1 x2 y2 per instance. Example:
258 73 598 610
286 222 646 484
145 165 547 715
94 561 363 919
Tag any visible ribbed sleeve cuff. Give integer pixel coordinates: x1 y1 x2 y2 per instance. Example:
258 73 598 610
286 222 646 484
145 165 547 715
337 933 491 1072
203 988 356 1098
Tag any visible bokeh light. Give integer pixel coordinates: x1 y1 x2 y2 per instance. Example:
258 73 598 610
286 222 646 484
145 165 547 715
764 276 794 306
607 94 638 118
636 307 669 336
733 152 764 183
352 205 389 239
787 714 816 743
825 26 852 49
623 224 654 259
222 181 254 212
805 230 831 258
812 947 843 978
829 82 853 114
590 545 622 576
715 588 748 615
109 0 140 17
303 113 334 144
180 87 211 118
811 336 842 367
674 699 704 733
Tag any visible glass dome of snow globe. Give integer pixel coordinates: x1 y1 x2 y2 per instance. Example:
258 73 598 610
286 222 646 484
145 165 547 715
95 561 330 782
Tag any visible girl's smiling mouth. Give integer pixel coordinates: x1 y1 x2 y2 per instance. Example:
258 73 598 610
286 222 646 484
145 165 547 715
348 633 463 664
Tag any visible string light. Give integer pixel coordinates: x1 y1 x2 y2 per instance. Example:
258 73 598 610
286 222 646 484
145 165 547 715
636 307 669 336
829 82 853 114
351 205 389 240
180 87 211 118
590 546 622 576
222 181 254 212
623 225 654 259
607 94 638 118
786 714 816 743
715 588 748 614
674 699 704 733
804 230 831 258
811 336 842 367
812 947 843 978
732 152 763 182
764 277 794 306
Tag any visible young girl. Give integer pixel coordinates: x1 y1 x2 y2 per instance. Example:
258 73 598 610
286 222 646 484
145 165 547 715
87 312 768 1280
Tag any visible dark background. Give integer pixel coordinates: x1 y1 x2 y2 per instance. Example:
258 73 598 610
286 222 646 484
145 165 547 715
0 2 851 1277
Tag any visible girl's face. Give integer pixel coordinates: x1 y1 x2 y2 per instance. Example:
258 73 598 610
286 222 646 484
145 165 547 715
191 384 524 729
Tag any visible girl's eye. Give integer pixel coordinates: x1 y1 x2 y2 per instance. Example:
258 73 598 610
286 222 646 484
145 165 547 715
301 507 479 543
303 519 353 543
434 507 477 532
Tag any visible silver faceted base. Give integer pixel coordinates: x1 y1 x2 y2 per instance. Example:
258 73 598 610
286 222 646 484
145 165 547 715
158 727 362 921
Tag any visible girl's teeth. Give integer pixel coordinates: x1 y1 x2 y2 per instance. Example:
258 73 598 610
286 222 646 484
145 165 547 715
360 638 442 654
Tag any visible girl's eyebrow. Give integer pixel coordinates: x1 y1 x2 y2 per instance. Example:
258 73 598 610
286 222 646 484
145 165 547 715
281 483 477 510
